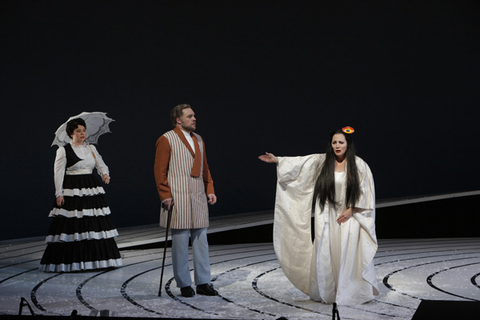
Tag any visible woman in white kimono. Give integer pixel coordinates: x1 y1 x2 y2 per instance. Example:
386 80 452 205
259 127 379 314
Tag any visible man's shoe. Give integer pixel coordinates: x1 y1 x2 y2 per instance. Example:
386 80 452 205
196 283 218 296
180 286 195 297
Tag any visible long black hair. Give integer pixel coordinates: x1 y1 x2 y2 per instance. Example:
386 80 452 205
314 130 360 211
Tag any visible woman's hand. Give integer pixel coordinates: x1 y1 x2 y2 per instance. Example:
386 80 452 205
337 207 354 224
56 196 64 207
258 152 278 164
103 174 110 184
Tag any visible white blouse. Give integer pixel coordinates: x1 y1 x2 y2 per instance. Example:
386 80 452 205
53 143 109 197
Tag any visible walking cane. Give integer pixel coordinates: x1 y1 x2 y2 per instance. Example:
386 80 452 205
158 205 173 297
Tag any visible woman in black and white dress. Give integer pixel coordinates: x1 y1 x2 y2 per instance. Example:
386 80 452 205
40 118 123 272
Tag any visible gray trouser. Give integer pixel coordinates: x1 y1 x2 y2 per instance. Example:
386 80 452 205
171 228 211 288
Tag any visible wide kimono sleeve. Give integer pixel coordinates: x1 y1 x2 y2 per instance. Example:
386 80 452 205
273 154 325 295
353 157 377 246
351 157 379 297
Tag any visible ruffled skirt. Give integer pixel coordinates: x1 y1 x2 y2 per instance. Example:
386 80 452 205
40 174 123 272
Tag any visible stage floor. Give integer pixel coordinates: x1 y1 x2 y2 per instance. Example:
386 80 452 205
1 211 479 319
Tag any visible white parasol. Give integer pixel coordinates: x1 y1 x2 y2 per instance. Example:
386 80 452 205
51 111 114 147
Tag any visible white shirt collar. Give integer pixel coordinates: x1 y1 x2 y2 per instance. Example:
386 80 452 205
181 129 195 153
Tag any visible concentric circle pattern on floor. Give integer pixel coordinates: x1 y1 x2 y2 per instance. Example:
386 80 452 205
1 232 479 319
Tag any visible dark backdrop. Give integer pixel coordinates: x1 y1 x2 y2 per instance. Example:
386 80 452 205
1 1 478 241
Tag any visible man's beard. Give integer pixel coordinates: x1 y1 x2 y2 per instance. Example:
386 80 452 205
181 123 196 132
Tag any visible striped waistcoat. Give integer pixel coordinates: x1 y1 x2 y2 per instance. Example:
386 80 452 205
160 130 209 229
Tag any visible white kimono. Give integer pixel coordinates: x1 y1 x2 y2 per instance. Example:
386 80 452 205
274 154 379 305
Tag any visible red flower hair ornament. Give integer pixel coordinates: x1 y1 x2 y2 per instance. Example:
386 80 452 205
342 126 355 134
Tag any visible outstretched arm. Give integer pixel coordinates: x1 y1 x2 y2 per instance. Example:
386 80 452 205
258 152 278 164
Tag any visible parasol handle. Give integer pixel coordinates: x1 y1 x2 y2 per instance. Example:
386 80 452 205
86 141 105 178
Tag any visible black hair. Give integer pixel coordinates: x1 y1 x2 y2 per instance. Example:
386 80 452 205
66 118 87 137
314 130 360 211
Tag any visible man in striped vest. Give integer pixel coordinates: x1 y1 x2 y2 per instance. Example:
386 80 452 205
154 104 218 297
